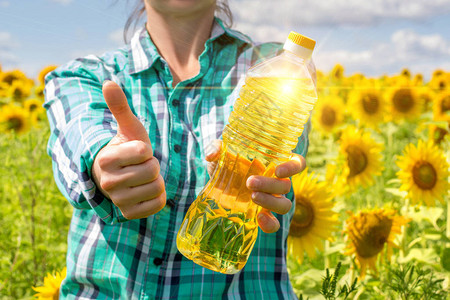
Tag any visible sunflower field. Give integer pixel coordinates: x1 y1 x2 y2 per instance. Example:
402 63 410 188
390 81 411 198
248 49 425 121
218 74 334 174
0 63 449 299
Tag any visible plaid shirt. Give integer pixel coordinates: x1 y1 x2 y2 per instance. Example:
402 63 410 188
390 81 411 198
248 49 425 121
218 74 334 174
44 18 312 300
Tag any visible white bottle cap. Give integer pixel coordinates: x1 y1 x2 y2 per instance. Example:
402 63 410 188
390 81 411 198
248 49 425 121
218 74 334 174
283 31 316 59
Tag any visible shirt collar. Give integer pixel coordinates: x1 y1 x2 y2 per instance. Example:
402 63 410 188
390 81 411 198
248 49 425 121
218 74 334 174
127 17 252 75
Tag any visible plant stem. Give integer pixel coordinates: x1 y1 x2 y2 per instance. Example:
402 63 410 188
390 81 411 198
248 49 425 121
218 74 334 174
447 196 450 248
324 240 330 269
387 122 394 150
400 198 410 259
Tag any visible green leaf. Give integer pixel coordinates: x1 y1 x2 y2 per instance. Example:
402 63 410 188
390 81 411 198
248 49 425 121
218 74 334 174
324 243 346 256
398 248 439 265
386 178 402 185
384 188 407 198
441 247 450 272
406 206 444 228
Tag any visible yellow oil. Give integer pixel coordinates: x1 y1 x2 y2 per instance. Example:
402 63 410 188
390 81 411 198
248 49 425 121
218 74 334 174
177 76 317 274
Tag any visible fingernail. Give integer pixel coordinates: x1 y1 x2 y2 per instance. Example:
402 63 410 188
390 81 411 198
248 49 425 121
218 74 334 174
247 176 259 189
275 166 285 178
258 213 267 225
103 79 111 86
204 142 218 158
251 192 259 202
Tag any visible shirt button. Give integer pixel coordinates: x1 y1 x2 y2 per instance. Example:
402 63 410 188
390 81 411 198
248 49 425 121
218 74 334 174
153 257 163 266
166 199 175 208
174 145 181 153
172 99 180 107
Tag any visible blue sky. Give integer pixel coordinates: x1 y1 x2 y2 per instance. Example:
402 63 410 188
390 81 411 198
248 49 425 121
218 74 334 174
1 0 450 81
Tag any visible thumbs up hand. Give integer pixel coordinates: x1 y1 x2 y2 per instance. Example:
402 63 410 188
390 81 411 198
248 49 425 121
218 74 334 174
92 81 166 219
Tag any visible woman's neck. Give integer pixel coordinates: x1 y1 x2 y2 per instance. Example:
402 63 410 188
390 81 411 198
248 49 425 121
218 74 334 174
145 5 216 86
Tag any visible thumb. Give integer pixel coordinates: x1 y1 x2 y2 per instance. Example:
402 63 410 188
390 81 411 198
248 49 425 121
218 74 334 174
205 140 222 177
103 80 150 144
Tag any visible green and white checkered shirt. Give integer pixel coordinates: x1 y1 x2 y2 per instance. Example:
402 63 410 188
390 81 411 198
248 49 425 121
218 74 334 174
44 18 312 299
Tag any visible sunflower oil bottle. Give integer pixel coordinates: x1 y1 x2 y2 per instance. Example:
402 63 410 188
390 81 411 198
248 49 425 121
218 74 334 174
177 32 317 274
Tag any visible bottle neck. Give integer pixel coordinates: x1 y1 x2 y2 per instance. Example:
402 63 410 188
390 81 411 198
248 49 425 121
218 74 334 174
282 49 307 62
282 39 313 61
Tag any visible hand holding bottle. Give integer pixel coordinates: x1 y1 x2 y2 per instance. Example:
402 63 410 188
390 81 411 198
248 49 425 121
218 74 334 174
92 81 166 219
205 139 306 233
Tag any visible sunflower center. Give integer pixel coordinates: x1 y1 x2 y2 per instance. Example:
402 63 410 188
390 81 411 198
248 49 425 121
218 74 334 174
441 95 450 113
29 104 38 112
432 127 448 145
393 89 414 113
321 106 336 126
412 161 437 190
346 145 368 178
362 94 379 115
351 213 393 258
439 81 446 91
13 88 23 99
290 199 314 237
7 116 24 131
2 74 18 85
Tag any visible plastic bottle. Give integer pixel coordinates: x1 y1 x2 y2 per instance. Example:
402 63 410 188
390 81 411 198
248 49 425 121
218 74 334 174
177 32 317 274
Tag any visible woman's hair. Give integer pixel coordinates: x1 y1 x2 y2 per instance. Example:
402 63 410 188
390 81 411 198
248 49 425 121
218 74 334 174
123 0 233 43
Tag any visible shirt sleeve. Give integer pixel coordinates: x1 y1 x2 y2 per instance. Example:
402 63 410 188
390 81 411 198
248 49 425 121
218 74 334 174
44 56 127 224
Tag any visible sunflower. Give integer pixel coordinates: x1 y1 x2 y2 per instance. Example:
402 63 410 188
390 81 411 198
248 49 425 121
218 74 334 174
334 126 384 194
24 98 46 125
432 69 445 78
418 87 436 112
7 80 32 102
429 75 447 92
345 208 409 277
429 124 449 145
0 104 30 134
330 64 345 81
312 95 345 134
347 87 386 128
288 169 339 263
35 84 45 99
432 90 450 122
385 86 422 121
412 73 423 87
0 69 28 85
32 267 66 300
24 98 43 113
38 65 58 85
348 73 366 87
0 82 9 98
396 140 449 206
400 68 411 80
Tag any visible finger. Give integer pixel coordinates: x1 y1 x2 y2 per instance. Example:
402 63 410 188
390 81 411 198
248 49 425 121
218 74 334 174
247 175 291 195
205 139 222 162
115 140 154 167
257 209 280 233
119 158 160 186
252 193 292 215
112 175 165 207
207 161 218 177
275 154 306 178
120 191 166 219
96 140 153 170
103 80 151 144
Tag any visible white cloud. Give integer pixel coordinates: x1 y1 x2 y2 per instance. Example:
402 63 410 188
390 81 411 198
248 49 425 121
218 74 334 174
0 1 10 8
0 31 20 67
391 29 450 57
48 0 73 5
229 0 450 27
108 29 125 46
313 29 450 79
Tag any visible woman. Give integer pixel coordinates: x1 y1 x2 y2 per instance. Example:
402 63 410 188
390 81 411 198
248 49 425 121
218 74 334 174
44 0 312 298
